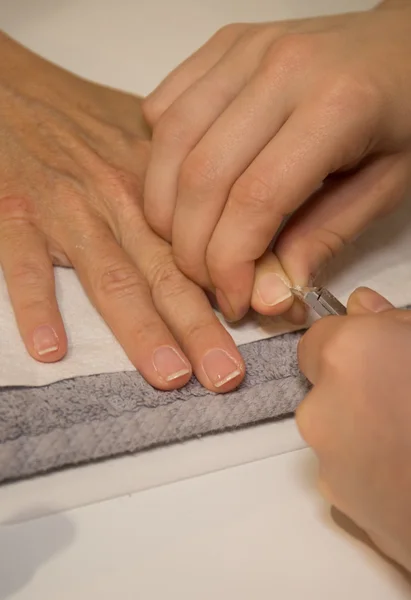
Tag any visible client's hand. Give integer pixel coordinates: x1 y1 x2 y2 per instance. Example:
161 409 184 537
297 287 411 572
0 33 244 391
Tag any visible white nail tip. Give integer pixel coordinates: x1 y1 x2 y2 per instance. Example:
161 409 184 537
165 368 191 382
214 368 242 388
37 345 59 356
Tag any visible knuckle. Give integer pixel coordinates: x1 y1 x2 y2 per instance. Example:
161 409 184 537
279 228 347 267
213 22 248 43
265 33 316 72
322 72 380 121
10 260 50 290
181 319 217 345
173 250 204 285
96 263 146 300
0 195 32 226
179 153 220 192
153 111 190 147
313 229 348 262
229 173 274 213
149 252 187 297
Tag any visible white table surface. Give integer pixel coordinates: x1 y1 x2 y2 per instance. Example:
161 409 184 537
2 0 410 598
1 438 410 600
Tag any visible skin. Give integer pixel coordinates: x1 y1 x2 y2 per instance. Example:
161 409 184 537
298 286 411 572
0 32 245 392
143 0 411 322
2 8 411 571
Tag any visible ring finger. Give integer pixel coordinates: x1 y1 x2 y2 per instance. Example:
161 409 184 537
67 218 193 391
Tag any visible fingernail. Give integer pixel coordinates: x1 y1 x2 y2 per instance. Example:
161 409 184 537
256 273 292 306
202 348 242 388
153 346 191 382
33 325 59 356
357 288 394 313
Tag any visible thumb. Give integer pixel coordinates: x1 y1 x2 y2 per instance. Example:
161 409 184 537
348 287 411 325
347 287 395 315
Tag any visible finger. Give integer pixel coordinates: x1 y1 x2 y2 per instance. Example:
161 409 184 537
297 316 343 385
276 153 411 286
251 250 307 324
119 211 245 392
251 251 294 314
142 23 248 125
67 221 192 391
171 48 299 296
205 87 381 320
0 198 67 362
348 287 411 322
144 26 279 242
347 287 394 315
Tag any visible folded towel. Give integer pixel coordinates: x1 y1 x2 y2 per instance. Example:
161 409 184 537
0 332 308 482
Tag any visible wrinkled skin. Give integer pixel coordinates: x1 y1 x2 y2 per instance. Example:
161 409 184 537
0 32 245 392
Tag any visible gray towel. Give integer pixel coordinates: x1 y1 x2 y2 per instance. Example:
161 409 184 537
0 332 308 483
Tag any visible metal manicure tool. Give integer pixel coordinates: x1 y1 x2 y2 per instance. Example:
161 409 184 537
291 286 347 317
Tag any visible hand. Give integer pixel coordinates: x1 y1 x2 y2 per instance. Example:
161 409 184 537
0 33 245 392
297 287 411 571
143 0 411 321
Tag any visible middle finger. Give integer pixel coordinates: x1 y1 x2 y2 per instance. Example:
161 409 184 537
120 209 245 392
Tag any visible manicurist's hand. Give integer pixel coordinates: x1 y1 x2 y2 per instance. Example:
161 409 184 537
143 0 411 321
297 287 411 572
0 33 245 392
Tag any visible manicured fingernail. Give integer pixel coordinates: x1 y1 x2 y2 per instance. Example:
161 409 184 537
256 273 292 306
153 346 191 382
357 288 394 313
33 325 59 356
202 348 242 388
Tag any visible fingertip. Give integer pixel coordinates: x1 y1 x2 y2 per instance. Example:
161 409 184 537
150 371 193 391
208 253 255 322
252 251 299 317
215 288 250 323
29 322 68 363
252 272 294 315
150 345 192 390
347 287 394 315
199 346 245 393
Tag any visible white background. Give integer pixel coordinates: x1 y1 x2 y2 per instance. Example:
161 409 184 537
2 0 411 598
